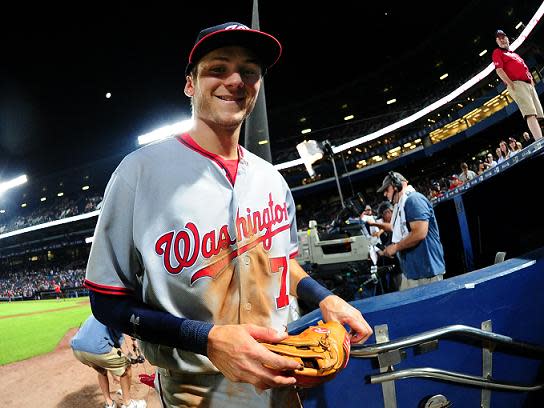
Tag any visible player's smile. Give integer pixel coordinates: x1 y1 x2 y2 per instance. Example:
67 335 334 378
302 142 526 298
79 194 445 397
216 95 245 103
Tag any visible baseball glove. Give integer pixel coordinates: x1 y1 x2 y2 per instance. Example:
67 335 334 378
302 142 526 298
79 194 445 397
261 320 351 387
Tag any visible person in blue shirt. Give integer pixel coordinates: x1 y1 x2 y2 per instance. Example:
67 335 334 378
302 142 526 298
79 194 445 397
375 172 446 290
70 314 146 408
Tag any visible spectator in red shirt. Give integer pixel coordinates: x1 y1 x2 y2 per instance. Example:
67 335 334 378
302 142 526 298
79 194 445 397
492 29 543 141
54 282 62 301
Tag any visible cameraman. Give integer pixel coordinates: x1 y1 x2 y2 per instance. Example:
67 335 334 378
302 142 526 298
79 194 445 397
375 172 446 290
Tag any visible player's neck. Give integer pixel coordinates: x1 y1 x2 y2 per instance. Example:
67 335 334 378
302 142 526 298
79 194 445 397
189 122 240 160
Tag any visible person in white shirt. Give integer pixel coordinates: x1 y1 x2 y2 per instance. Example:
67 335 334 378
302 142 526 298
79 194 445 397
483 153 497 169
458 162 477 183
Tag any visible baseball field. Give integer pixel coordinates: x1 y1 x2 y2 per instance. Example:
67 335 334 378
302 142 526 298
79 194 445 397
0 297 91 365
0 297 161 407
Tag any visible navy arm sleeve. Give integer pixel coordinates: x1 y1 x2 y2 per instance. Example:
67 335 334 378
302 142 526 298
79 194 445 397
296 276 333 309
90 291 213 356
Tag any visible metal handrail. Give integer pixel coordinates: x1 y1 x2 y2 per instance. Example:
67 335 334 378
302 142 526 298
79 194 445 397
370 367 544 392
351 324 544 358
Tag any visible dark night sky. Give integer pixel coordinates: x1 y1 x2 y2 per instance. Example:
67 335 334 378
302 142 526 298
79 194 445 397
1 0 542 183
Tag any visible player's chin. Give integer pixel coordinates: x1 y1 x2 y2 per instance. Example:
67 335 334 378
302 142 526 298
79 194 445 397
217 115 246 130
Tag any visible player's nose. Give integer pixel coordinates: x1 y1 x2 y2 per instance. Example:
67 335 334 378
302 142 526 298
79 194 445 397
224 71 245 88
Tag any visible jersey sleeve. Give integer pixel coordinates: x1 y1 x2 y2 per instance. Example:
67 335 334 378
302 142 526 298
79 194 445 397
85 169 142 296
404 193 431 223
492 49 503 69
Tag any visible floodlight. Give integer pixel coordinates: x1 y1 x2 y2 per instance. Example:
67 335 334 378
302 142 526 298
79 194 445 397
296 139 345 207
296 140 323 177
0 175 28 197
137 119 194 145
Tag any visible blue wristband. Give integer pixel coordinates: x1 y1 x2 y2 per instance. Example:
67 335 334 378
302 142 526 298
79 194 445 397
296 276 333 308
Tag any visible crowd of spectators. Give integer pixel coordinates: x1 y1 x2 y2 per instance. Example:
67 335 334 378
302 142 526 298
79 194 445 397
0 193 103 235
424 131 534 201
0 264 86 299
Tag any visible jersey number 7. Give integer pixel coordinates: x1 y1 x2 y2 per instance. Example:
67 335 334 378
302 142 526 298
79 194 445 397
269 257 289 309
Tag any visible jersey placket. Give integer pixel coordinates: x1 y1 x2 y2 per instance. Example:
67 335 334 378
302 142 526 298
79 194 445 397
231 157 253 323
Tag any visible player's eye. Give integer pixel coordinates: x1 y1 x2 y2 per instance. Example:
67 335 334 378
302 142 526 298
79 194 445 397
242 67 260 76
208 65 227 74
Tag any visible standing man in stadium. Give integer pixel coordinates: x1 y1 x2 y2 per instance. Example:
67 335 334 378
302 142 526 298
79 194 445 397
493 29 543 141
53 281 62 301
71 314 146 408
85 22 372 407
376 172 445 290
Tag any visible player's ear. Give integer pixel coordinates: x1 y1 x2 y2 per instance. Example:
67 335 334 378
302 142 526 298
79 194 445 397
184 75 195 97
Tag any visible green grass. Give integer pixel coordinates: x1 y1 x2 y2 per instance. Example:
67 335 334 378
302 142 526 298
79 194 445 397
0 297 88 317
0 297 92 365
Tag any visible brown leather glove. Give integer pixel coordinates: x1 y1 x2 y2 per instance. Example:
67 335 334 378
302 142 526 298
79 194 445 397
261 320 350 387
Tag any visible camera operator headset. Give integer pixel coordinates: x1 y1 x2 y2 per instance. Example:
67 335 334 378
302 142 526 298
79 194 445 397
388 171 404 200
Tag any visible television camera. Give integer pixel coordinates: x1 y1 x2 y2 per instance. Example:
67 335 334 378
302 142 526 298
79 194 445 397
295 194 396 301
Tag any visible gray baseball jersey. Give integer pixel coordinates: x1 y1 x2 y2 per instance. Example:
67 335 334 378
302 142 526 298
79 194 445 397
85 133 299 373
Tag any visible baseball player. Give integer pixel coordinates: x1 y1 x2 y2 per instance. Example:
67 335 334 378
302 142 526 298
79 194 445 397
85 22 372 407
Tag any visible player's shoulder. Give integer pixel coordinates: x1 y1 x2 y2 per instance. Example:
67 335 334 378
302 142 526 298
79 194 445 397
116 137 181 172
241 146 282 173
240 147 291 188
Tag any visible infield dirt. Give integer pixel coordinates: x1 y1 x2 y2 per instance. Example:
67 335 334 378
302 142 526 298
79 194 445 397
0 327 161 407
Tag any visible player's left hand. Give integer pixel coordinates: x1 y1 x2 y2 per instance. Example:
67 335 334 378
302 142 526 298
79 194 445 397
318 295 373 344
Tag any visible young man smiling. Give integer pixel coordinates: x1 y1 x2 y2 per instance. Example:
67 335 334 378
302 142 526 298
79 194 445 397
86 22 372 407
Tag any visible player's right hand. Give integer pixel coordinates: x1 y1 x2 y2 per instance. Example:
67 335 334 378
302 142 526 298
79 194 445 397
207 324 302 391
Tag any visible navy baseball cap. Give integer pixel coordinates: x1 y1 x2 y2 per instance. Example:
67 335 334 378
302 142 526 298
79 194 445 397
185 22 282 75
495 29 507 38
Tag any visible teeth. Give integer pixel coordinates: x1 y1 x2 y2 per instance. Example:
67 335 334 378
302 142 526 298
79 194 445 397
218 96 240 101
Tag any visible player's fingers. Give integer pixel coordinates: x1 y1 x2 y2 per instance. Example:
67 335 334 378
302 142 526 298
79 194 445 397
246 324 289 343
347 318 373 344
255 365 297 388
258 345 302 371
267 372 298 387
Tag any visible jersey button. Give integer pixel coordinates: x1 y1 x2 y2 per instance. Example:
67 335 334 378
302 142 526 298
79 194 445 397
244 256 250 265
244 302 252 311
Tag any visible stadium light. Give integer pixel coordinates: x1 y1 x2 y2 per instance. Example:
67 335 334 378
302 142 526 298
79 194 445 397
137 119 194 145
0 175 28 197
297 139 345 207
296 140 323 177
